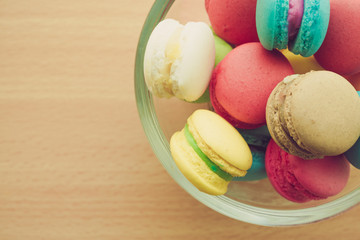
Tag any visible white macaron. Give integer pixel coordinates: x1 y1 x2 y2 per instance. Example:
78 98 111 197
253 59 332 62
143 19 215 102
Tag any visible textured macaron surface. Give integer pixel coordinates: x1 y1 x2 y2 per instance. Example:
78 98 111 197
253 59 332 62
188 110 252 172
266 71 360 159
289 0 330 57
170 109 254 195
256 0 329 57
210 42 294 129
256 0 290 50
265 140 350 203
170 129 229 195
144 19 215 102
206 0 259 46
314 0 360 75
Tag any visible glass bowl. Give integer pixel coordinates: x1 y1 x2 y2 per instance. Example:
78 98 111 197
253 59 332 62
134 0 360 226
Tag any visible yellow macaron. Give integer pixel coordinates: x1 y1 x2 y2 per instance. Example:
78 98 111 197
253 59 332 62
281 48 324 74
170 109 252 195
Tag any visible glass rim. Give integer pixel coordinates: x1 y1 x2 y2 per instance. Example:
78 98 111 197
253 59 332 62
134 0 360 226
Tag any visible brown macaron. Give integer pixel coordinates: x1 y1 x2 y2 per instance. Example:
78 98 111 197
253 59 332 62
266 70 360 159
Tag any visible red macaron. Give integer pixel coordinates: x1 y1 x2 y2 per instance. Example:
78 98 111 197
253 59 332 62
314 0 360 76
209 42 294 129
205 0 259 46
265 140 350 203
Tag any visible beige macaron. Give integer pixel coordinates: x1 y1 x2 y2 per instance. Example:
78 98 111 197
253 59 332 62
266 70 360 159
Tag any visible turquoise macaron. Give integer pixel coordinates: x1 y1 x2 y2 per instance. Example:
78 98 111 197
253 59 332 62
256 0 330 57
345 91 360 169
234 125 271 181
237 125 271 149
234 146 267 181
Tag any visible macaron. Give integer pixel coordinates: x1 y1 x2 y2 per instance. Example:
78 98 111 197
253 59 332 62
143 19 215 102
234 126 270 181
281 48 324 74
265 139 350 203
234 146 267 181
314 0 360 76
210 42 294 129
237 125 271 149
256 0 330 57
170 109 252 195
266 70 360 159
205 0 259 46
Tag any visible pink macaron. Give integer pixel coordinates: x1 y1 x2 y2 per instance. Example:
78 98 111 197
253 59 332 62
209 42 294 129
314 0 360 76
205 0 259 46
265 139 350 203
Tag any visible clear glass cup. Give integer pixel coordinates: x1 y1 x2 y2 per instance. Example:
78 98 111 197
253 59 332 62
134 0 360 226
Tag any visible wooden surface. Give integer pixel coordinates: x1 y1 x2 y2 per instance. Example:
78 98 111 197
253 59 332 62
0 0 359 239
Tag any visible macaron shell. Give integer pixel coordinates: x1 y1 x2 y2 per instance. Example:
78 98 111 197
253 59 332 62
289 0 330 57
171 21 215 102
206 0 259 46
288 71 360 156
256 0 289 50
188 109 252 171
290 154 350 198
314 0 360 75
265 140 350 203
210 42 294 129
170 130 228 195
266 77 320 159
143 19 182 98
265 140 316 202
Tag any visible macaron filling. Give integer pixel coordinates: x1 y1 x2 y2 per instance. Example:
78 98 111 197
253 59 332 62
273 0 304 49
287 0 304 41
184 124 233 181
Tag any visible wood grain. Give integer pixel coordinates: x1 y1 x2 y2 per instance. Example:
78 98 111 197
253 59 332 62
0 0 359 239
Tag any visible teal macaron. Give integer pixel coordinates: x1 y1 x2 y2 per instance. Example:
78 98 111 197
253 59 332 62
237 125 271 149
234 146 267 181
256 0 330 57
234 125 271 181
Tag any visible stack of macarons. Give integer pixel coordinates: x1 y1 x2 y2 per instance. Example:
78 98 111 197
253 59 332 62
142 0 360 202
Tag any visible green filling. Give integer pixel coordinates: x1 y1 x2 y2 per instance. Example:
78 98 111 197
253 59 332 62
184 124 233 181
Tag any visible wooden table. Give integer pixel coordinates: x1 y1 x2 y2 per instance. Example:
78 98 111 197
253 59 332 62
0 0 359 239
